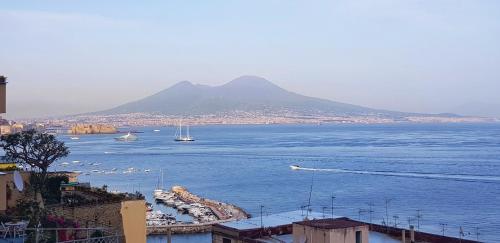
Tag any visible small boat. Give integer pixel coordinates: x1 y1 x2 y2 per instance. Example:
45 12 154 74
174 121 195 142
153 129 161 132
61 162 70 166
115 132 138 141
72 160 80 163
290 165 301 170
70 137 80 140
144 169 151 172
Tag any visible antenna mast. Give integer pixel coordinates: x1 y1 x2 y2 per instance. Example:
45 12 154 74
306 166 315 218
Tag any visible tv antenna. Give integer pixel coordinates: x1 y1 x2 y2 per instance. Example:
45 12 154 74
407 216 415 228
416 209 422 231
459 226 465 241
260 205 264 229
393 215 399 227
366 202 375 224
439 223 447 236
331 195 336 218
384 198 392 229
305 163 315 219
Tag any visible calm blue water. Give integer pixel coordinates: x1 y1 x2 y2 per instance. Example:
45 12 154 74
52 123 500 242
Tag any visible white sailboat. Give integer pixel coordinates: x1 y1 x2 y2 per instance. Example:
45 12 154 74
174 121 194 142
154 169 165 198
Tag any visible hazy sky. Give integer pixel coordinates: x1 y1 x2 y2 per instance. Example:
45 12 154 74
1 0 499 119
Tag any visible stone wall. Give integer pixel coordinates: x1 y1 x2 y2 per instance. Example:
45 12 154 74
68 124 117 134
48 199 146 243
48 202 124 234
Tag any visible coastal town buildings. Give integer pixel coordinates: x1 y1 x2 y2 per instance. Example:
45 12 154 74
211 211 479 243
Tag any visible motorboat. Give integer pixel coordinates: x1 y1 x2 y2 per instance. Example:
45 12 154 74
115 132 138 141
290 165 301 170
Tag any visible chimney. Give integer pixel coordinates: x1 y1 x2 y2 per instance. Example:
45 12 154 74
0 75 6 114
410 225 415 243
401 229 406 243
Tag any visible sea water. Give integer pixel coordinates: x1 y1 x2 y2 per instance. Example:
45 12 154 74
52 123 500 242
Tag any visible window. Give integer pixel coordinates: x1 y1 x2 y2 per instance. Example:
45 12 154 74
223 237 232 243
355 230 362 243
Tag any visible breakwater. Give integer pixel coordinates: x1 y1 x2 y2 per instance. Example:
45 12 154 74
149 186 249 234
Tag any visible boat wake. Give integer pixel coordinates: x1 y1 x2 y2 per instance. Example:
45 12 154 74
291 166 500 183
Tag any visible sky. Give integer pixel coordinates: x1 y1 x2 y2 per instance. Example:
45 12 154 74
1 0 499 119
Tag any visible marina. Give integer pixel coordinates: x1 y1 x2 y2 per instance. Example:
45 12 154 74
149 185 249 234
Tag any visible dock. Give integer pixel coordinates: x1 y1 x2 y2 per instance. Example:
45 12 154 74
149 185 249 235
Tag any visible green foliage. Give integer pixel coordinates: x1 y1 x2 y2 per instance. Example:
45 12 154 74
1 129 69 196
0 129 70 172
1 130 70 226
91 230 104 238
13 199 44 227
43 175 69 205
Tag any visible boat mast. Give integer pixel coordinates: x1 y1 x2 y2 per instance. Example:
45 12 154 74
187 125 190 138
161 169 164 190
179 121 182 138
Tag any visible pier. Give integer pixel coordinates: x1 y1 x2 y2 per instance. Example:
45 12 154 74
149 185 249 235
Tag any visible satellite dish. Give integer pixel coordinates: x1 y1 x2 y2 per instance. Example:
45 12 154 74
13 170 24 192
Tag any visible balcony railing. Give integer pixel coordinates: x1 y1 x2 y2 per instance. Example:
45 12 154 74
1 227 123 243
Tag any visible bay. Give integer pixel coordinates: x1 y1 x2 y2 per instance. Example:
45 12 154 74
53 123 500 242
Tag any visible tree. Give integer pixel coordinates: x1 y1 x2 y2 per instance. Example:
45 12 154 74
1 129 70 198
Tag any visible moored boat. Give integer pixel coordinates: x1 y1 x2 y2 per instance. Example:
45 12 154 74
174 121 195 142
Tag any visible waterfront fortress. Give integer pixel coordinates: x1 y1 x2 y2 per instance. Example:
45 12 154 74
69 124 117 134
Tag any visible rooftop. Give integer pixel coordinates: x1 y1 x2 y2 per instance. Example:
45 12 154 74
294 217 366 230
221 210 332 230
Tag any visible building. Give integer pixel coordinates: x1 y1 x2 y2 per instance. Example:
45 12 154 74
0 75 6 114
212 210 479 243
0 170 147 243
212 211 321 243
293 218 369 243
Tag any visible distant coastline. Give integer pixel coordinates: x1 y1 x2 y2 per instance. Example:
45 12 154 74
18 112 498 128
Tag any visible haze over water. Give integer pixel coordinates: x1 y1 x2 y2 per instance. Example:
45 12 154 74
53 123 500 242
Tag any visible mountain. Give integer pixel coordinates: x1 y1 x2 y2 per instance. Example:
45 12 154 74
96 76 412 117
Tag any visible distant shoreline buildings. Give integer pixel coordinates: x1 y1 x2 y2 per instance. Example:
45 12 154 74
18 112 497 130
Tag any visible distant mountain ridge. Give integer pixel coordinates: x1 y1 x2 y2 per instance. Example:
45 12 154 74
95 76 425 118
